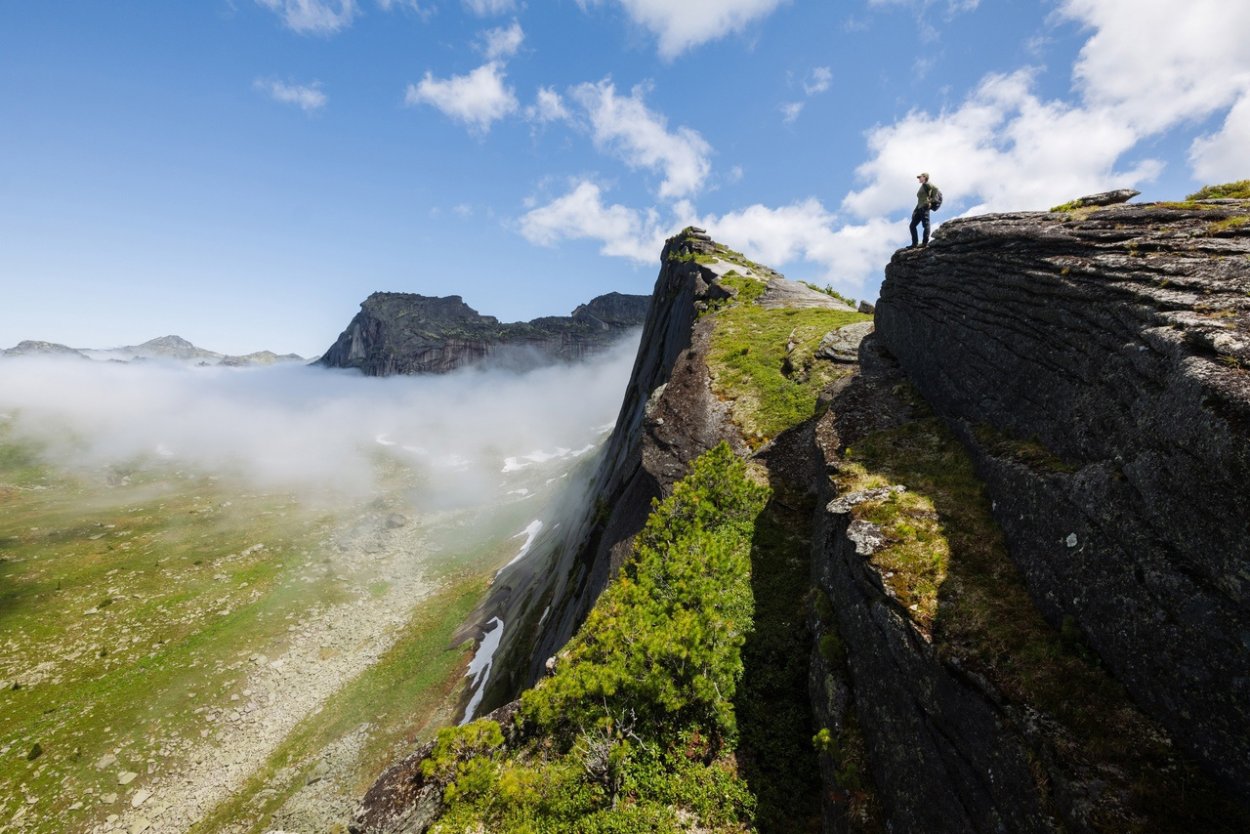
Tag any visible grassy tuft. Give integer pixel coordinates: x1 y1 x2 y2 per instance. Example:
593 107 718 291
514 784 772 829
1186 180 1250 200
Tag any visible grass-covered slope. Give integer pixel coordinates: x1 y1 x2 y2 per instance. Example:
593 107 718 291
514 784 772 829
422 444 768 832
706 273 868 445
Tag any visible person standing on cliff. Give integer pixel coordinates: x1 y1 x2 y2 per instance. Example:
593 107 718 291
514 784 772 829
909 172 942 248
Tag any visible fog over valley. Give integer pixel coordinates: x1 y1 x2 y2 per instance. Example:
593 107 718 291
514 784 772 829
0 335 640 508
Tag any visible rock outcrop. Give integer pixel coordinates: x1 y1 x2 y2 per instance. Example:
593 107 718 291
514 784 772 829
317 291 650 376
876 198 1250 798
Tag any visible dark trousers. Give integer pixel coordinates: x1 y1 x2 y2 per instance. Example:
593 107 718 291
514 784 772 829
909 207 930 246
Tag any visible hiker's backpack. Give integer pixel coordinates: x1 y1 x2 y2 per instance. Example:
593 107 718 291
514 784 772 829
928 185 943 211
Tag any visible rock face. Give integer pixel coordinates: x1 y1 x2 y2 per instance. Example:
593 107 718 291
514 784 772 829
876 199 1250 797
464 233 751 711
317 291 650 376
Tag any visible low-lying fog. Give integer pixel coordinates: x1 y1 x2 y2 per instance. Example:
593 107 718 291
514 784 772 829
0 335 641 510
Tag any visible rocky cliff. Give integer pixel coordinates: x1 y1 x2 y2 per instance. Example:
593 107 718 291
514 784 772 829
354 197 1250 833
317 291 650 376
874 197 1250 803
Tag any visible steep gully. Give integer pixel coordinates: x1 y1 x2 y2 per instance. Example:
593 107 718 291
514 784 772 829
359 199 1250 832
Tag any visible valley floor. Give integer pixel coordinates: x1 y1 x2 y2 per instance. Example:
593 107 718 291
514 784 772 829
0 431 540 834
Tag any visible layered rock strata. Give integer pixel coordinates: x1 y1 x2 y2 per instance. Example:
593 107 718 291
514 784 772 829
875 199 1250 797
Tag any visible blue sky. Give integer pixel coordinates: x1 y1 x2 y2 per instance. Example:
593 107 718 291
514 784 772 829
2 0 1247 356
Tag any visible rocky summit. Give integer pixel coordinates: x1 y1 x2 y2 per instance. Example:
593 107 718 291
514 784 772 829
316 291 651 376
877 196 1250 800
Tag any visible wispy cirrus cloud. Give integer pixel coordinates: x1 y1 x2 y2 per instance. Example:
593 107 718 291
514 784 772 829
803 66 832 95
779 101 804 124
253 77 328 112
256 0 358 34
463 0 516 16
480 20 525 60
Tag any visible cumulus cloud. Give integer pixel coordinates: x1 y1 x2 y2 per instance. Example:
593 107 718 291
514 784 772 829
463 0 516 15
570 80 712 199
253 78 328 112
519 180 671 263
842 0 1250 220
577 0 789 59
1189 95 1250 183
405 62 519 133
480 20 524 60
0 340 640 508
1061 0 1250 134
696 200 897 293
256 0 358 34
526 87 570 124
841 70 1159 218
780 101 804 124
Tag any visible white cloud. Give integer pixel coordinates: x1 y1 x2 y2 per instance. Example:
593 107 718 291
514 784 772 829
464 0 516 16
570 80 712 199
1060 0 1250 134
841 0 1250 221
577 0 789 59
803 66 832 95
697 200 897 294
1190 94 1250 183
253 78 328 112
780 101 804 124
519 183 890 298
256 0 358 34
526 87 571 123
519 180 671 263
405 62 519 133
480 20 524 60
842 69 1158 218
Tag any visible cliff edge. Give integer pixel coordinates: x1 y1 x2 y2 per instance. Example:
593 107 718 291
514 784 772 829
877 197 1250 797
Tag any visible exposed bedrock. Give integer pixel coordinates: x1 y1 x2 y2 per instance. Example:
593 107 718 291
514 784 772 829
318 291 650 376
875 200 1250 796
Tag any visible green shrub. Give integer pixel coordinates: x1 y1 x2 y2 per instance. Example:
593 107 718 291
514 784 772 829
432 444 769 832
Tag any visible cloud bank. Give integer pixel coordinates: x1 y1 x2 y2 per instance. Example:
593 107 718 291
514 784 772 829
0 338 641 510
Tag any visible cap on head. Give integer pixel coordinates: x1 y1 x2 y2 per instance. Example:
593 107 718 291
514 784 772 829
917 172 929 180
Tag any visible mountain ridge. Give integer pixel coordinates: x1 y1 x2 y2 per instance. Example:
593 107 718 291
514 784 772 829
317 290 651 376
